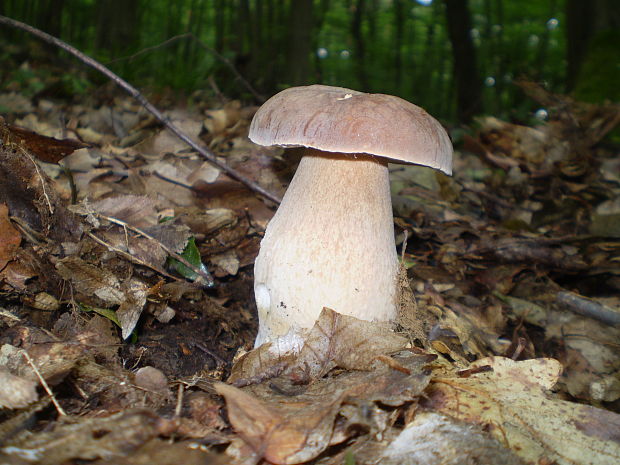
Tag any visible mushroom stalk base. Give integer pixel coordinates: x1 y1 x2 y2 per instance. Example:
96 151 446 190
254 149 399 349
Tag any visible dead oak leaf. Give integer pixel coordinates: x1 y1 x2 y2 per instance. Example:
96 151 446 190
55 256 124 305
0 409 174 465
0 117 89 164
229 308 408 385
425 357 620 465
215 381 345 465
0 203 21 271
293 307 409 379
220 351 434 464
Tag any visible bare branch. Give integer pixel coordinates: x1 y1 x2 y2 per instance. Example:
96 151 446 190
0 15 281 205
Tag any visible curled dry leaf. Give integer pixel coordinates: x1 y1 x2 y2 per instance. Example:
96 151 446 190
0 116 89 164
292 307 409 378
116 278 149 339
426 357 620 465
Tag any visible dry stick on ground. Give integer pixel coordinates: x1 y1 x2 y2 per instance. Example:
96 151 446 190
98 213 215 287
0 15 281 205
556 291 620 327
85 231 180 282
21 350 67 416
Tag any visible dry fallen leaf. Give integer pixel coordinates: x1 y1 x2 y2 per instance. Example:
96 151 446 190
0 409 175 465
0 368 38 409
55 256 124 305
117 278 149 339
292 307 409 378
426 357 620 465
220 351 434 464
89 194 159 228
229 308 408 384
0 116 89 164
380 411 525 465
216 381 345 465
0 203 21 271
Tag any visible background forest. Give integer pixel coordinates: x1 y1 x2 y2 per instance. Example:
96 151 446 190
1 0 619 124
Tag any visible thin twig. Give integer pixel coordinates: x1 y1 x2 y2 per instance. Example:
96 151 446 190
174 383 184 418
557 291 620 327
98 213 215 287
85 231 179 282
21 350 67 416
0 15 281 205
20 146 54 214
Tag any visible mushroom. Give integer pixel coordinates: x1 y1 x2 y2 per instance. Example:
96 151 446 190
249 85 452 350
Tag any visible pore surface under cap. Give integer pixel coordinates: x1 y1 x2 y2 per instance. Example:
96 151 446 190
249 84 452 175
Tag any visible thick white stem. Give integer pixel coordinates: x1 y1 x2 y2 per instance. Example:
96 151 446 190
254 149 398 348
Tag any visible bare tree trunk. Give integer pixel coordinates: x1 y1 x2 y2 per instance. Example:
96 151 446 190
36 0 65 37
350 0 369 90
393 0 404 90
214 0 225 52
444 0 482 123
286 0 314 86
565 0 620 92
95 0 140 56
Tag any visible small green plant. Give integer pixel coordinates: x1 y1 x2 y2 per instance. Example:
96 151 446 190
79 303 138 342
6 66 47 96
167 236 211 283
343 451 356 465
60 73 92 95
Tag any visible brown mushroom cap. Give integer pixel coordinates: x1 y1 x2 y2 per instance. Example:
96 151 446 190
249 84 453 175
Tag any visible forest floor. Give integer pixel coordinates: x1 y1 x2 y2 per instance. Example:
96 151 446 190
0 56 620 465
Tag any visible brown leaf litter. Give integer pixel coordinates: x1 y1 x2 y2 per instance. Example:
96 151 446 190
0 74 619 465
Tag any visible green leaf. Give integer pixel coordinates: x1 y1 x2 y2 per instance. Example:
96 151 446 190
167 237 214 286
78 303 121 328
344 451 356 465
78 303 138 341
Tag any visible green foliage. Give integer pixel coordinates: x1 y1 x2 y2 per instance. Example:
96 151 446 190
574 30 620 104
79 303 122 329
0 0 579 121
167 236 211 283
5 65 48 96
343 451 356 465
78 304 138 342
60 73 92 95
